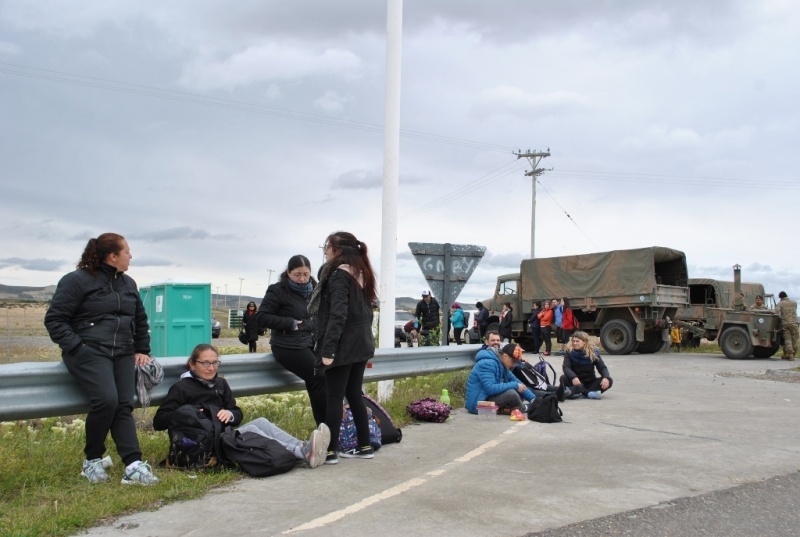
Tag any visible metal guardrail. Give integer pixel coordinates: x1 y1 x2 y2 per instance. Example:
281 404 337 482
0 345 479 421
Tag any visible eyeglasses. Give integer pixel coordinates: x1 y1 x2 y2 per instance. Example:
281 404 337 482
196 360 221 369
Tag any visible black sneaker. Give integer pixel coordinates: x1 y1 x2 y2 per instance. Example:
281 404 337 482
339 446 374 459
324 451 339 465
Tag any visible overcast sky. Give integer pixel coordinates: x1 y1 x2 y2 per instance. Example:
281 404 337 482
1 0 798 307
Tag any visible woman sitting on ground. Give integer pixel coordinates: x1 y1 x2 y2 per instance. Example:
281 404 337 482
560 331 613 400
153 344 330 469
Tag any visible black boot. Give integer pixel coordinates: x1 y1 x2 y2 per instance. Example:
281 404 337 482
556 382 566 402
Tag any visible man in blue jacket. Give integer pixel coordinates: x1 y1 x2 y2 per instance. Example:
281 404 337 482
465 343 535 420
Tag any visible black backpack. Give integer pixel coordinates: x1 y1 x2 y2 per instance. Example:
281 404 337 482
219 429 297 478
527 394 563 423
163 404 223 470
362 393 402 444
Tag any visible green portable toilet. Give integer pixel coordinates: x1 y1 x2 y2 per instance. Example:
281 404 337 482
139 282 211 358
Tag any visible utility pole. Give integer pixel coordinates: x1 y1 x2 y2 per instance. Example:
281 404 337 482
266 269 275 288
238 278 244 309
514 148 551 258
224 284 228 309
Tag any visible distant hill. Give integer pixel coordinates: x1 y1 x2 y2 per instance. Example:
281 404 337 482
0 284 56 301
0 285 425 311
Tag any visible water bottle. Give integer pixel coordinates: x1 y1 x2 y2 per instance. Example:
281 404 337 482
440 388 451 406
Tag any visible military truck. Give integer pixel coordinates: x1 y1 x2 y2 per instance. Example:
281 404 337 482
674 265 782 359
675 276 773 348
484 246 689 355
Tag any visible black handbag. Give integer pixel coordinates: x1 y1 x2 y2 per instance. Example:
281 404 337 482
238 327 248 345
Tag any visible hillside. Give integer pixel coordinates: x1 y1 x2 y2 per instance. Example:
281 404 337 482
0 284 56 301
0 284 420 311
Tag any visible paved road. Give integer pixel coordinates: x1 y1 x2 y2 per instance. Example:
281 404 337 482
83 352 800 537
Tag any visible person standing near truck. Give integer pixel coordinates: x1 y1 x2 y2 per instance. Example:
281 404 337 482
416 290 441 346
558 298 577 355
528 301 542 353
475 301 490 341
775 291 798 360
537 301 554 356
499 302 513 343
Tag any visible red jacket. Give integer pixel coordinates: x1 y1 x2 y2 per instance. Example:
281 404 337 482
537 308 553 327
562 307 576 330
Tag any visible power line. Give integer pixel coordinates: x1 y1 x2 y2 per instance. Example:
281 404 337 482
550 169 798 191
534 178 598 249
0 62 516 153
402 160 525 219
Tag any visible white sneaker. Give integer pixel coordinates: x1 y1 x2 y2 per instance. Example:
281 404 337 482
302 429 328 469
81 458 110 483
121 461 160 486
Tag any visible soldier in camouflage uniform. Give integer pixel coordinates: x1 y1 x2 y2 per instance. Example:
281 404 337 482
748 295 766 311
775 291 798 360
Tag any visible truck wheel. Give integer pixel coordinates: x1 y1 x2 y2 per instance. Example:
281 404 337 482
752 345 780 358
636 332 665 354
600 319 636 355
719 327 752 359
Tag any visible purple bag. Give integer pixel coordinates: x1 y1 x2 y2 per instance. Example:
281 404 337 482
406 398 451 423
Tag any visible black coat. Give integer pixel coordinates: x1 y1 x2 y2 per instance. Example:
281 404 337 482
258 279 315 349
528 307 542 331
314 269 374 366
415 297 441 329
45 263 150 357
153 374 243 431
243 309 260 340
499 308 513 338
562 350 612 386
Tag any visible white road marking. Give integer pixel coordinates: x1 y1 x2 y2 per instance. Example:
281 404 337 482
282 421 527 534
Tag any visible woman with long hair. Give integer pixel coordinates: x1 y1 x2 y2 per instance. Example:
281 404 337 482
308 231 377 464
558 297 577 355
257 255 326 425
242 301 260 352
44 233 159 485
560 330 614 400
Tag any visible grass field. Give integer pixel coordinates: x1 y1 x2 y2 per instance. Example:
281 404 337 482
0 369 469 537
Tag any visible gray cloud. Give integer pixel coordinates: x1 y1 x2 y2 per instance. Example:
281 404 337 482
0 257 66 271
332 169 382 190
128 227 230 243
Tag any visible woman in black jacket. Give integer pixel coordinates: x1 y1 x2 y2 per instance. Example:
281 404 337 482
242 301 259 352
257 255 326 425
308 231 377 464
44 233 159 485
528 301 542 353
153 344 329 469
560 330 614 400
499 302 513 342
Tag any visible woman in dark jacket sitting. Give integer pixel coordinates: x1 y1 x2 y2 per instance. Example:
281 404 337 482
153 344 329 469
44 233 159 485
257 255 326 426
560 330 613 400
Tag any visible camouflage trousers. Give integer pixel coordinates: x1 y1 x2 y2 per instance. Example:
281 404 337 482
782 323 799 356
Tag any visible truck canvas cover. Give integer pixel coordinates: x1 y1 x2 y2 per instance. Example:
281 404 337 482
519 246 687 300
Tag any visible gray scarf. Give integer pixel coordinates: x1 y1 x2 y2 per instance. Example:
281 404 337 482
135 359 164 408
